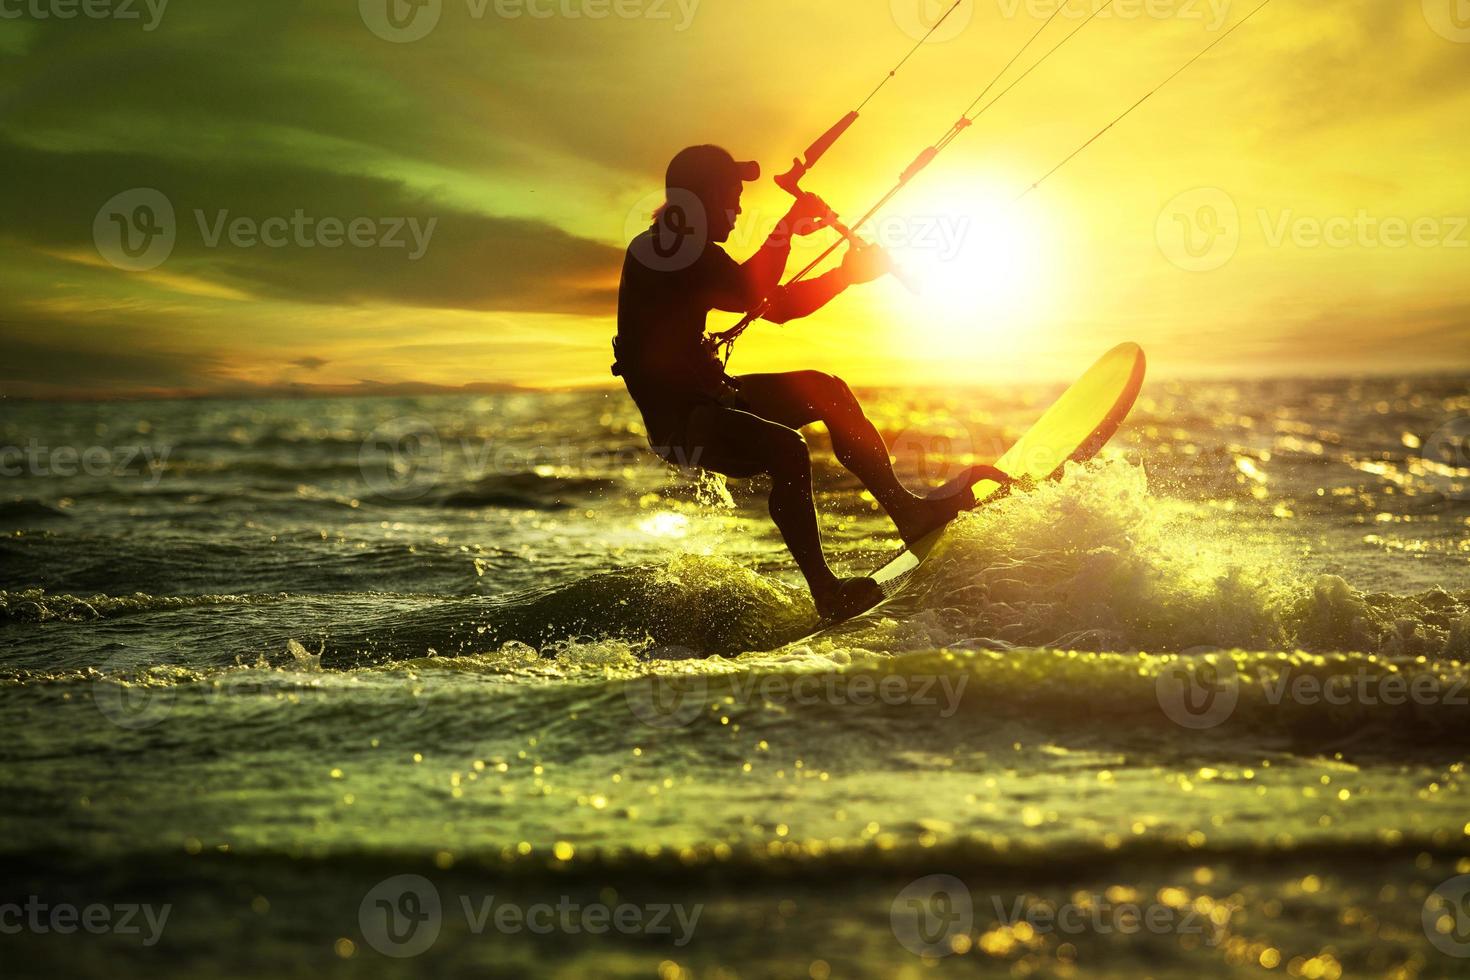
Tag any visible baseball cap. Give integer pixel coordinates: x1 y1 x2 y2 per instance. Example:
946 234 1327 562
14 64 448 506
665 145 760 193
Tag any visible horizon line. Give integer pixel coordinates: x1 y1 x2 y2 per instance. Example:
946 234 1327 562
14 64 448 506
4 364 1468 405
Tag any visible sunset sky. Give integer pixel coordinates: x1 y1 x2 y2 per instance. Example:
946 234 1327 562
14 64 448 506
1 0 1467 398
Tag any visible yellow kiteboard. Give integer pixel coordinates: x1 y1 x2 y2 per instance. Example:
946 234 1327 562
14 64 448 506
867 342 1147 598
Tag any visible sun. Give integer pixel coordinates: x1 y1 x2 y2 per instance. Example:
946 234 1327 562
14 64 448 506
909 182 1044 315
872 178 1052 358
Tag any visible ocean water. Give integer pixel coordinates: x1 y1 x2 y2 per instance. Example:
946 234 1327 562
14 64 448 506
3 375 1470 978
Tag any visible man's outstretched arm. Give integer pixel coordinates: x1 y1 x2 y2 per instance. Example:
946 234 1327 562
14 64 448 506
762 243 889 324
737 230 792 303
761 270 848 324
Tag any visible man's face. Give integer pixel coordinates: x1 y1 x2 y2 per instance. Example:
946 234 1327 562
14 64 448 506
706 179 743 243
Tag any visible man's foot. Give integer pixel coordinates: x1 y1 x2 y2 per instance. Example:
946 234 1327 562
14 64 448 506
813 576 885 622
892 494 965 547
891 464 1014 546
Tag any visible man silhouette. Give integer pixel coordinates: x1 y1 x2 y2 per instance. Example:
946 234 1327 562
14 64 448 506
615 145 1007 620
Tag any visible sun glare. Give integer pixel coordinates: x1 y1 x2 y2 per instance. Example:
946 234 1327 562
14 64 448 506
874 179 1052 362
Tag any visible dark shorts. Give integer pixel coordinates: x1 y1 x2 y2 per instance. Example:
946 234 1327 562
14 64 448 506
626 370 838 477
628 382 746 467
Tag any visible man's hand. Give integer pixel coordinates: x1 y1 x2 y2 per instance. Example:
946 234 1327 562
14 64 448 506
840 241 891 285
782 192 837 238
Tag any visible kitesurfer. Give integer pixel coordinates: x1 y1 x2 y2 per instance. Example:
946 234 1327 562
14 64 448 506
614 145 1009 620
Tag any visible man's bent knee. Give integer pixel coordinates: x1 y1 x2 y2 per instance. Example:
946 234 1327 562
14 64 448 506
817 372 859 416
768 428 810 475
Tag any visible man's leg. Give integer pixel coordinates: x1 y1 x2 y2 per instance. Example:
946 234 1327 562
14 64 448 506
732 371 958 543
682 402 840 603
